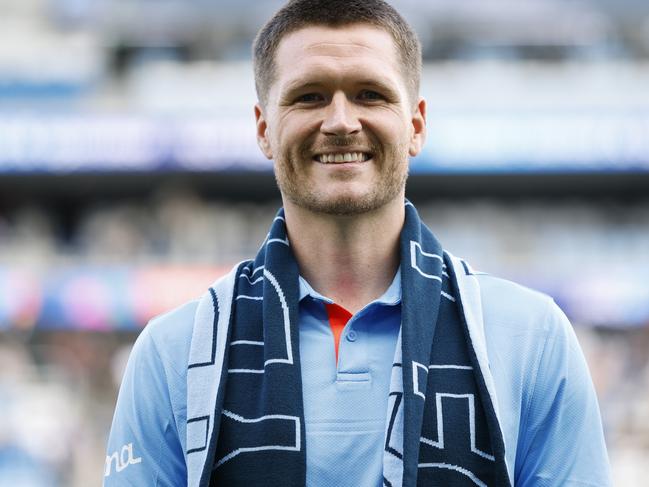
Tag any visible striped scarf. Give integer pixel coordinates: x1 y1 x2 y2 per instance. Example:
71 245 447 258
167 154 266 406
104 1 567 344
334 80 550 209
187 202 511 486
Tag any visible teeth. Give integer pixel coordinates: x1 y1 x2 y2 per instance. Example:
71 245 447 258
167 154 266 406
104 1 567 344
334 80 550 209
317 152 370 163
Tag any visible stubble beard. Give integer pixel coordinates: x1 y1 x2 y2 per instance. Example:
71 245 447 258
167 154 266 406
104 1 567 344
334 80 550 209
274 139 409 216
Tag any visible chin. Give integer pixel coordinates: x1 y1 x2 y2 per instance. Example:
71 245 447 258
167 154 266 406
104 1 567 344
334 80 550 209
292 190 398 216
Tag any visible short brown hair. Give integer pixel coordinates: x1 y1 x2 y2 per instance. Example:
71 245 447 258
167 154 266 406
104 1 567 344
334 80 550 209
253 0 422 106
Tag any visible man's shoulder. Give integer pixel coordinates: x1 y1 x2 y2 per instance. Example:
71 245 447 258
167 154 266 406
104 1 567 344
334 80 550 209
474 272 561 335
147 299 201 344
133 298 203 379
448 253 552 322
140 264 240 368
476 273 551 308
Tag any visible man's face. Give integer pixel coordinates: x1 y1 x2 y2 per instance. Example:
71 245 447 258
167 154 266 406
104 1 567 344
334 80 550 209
255 24 426 215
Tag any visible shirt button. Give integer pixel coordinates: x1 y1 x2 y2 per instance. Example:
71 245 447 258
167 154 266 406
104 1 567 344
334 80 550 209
346 330 357 342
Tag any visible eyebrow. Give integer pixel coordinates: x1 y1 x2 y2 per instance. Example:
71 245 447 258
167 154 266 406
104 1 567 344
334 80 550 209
279 77 401 101
280 80 322 98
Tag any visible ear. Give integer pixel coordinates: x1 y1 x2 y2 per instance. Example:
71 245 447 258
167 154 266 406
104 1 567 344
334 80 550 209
408 97 427 157
255 103 273 159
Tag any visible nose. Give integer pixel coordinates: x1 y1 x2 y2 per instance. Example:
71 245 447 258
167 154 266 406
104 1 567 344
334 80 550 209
320 92 361 136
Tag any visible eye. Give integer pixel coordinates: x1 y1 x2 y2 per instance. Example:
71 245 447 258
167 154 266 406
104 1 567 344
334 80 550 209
295 93 324 103
358 90 385 101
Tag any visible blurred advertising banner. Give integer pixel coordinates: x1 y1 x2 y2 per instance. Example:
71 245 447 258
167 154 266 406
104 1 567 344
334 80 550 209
0 265 230 331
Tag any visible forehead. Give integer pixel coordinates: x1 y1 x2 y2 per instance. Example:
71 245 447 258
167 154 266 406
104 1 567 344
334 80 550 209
273 24 402 85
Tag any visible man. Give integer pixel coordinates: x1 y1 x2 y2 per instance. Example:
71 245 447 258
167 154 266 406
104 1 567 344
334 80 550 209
104 0 611 485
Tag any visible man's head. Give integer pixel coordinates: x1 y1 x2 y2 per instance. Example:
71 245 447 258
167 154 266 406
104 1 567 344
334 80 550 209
253 0 426 216
253 0 422 108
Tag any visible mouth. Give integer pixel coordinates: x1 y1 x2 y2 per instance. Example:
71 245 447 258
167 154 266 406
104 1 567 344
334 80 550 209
313 151 373 164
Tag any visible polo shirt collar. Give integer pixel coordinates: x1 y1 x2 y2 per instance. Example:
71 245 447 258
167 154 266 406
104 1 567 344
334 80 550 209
298 266 402 306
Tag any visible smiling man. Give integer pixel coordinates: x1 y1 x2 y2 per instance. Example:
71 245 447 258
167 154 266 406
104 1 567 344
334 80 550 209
104 1 611 486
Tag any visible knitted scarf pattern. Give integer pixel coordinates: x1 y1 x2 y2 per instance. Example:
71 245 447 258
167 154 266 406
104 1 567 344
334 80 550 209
186 202 511 487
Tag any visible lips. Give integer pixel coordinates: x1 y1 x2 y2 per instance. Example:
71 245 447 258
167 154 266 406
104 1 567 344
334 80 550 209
314 152 372 164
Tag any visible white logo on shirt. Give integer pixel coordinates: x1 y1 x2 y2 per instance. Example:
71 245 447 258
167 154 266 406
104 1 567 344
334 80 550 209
105 442 142 477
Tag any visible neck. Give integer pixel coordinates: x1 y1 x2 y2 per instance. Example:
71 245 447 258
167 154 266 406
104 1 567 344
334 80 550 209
283 196 405 314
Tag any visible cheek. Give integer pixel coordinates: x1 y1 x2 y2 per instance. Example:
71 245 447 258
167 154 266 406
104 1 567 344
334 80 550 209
275 119 314 152
364 112 411 142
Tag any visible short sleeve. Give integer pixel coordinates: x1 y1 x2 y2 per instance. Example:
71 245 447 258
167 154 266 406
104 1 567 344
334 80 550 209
514 300 612 486
104 325 187 486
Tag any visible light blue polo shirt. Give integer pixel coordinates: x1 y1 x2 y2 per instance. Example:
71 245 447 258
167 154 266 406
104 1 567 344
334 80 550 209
105 266 612 486
298 270 402 487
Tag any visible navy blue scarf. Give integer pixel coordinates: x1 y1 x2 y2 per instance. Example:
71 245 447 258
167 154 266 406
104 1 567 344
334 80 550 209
204 202 510 486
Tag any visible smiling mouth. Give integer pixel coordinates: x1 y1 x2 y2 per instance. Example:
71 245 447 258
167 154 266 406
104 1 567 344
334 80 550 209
313 152 372 164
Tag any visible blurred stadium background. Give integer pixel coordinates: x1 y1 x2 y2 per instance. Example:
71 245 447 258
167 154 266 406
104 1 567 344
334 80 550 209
1 0 648 485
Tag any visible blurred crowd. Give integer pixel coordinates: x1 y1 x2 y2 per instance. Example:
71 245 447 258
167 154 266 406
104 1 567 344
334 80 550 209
3 188 649 271
0 188 273 266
